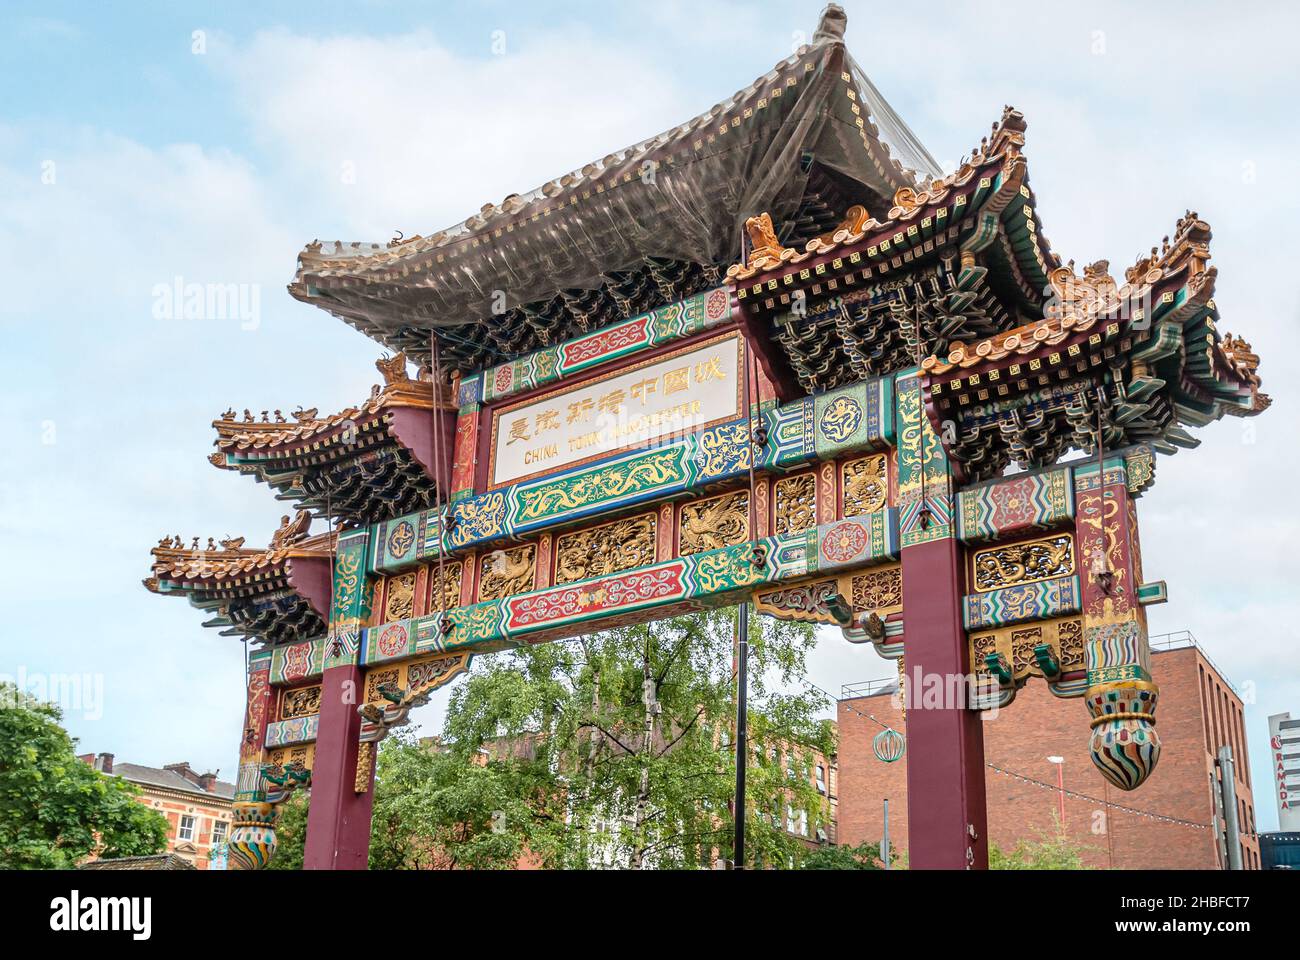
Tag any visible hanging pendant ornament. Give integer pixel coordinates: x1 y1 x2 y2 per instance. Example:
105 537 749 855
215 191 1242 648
873 727 906 763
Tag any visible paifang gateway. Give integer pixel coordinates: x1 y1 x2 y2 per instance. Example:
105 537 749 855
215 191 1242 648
145 6 1268 869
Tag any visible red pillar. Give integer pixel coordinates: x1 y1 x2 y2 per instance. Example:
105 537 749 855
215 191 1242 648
900 536 989 868
304 664 374 869
895 368 988 869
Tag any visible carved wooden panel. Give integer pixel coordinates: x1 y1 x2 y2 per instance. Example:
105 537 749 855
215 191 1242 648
679 490 749 556
478 544 536 602
279 684 321 720
364 668 400 705
842 453 888 517
773 473 816 535
423 561 462 613
971 534 1074 593
383 572 417 622
555 512 656 584
848 564 902 613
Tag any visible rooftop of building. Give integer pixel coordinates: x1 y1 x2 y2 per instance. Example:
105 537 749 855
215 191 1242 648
78 753 235 801
78 853 197 871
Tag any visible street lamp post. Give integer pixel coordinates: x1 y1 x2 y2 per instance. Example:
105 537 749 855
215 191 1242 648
1046 756 1065 828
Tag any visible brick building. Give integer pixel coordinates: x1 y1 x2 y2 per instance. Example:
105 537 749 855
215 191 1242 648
837 633 1258 869
78 753 234 870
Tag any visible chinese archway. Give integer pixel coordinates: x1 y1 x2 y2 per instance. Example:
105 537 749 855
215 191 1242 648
145 5 1269 869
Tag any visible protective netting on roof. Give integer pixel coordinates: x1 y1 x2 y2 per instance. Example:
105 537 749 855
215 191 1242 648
294 5 945 361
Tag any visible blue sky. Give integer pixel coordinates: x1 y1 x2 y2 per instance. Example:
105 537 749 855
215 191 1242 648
2 1 1297 832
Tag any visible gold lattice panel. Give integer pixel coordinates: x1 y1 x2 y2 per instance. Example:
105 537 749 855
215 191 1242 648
279 684 321 720
363 667 401 705
555 512 656 584
478 544 536 602
679 490 749 556
267 742 315 771
383 572 417 621
969 616 1085 681
842 454 888 517
970 533 1074 593
847 563 902 614
773 473 816 535
426 561 463 612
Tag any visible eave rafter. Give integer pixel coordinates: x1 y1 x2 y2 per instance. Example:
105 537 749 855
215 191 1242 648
920 211 1269 482
287 5 938 376
144 513 334 646
209 354 449 525
729 106 1066 393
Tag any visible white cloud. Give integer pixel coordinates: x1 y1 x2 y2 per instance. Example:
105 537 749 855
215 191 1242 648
212 26 702 241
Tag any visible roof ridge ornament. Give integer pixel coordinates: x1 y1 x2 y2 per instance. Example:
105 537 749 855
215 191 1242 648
269 509 312 550
813 4 847 44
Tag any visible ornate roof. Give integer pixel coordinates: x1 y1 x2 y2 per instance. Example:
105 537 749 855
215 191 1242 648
144 513 333 646
919 212 1269 481
727 107 1063 393
210 355 446 525
288 5 941 374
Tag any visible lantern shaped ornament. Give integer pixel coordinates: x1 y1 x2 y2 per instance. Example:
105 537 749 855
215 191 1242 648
227 801 278 870
873 727 906 763
1086 680 1161 790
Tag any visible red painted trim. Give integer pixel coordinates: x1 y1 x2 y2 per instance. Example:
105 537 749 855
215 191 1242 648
285 556 333 621
389 405 453 490
734 297 801 404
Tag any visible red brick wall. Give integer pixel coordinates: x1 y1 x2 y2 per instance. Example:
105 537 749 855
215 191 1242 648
838 645 1259 869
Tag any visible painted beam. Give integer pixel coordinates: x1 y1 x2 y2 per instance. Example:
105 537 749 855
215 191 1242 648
370 377 894 574
359 510 899 663
462 287 734 407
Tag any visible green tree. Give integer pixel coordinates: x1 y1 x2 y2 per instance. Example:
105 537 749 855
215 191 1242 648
260 608 832 869
263 791 308 871
799 840 894 870
0 682 170 868
432 606 832 869
368 728 545 869
990 819 1098 869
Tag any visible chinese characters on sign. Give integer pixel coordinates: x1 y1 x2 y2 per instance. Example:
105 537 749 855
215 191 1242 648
490 334 743 486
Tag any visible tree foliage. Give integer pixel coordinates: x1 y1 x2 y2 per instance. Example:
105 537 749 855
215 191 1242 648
0 682 170 868
428 607 833 869
267 608 835 869
989 819 1098 870
799 840 894 870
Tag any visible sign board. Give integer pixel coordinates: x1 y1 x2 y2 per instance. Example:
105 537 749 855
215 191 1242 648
489 332 744 487
1270 713 1300 831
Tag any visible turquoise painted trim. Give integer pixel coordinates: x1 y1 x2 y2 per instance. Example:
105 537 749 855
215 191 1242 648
962 575 1082 631
370 378 895 574
466 287 733 407
1137 581 1168 605
361 508 899 659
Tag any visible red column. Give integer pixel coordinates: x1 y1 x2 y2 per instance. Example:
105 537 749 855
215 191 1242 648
304 664 374 869
895 368 988 869
304 527 375 869
900 536 989 869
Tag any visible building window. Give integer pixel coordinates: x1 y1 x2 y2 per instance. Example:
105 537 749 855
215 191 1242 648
786 804 797 833
212 820 228 846
178 815 196 842
798 809 808 837
815 765 826 794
